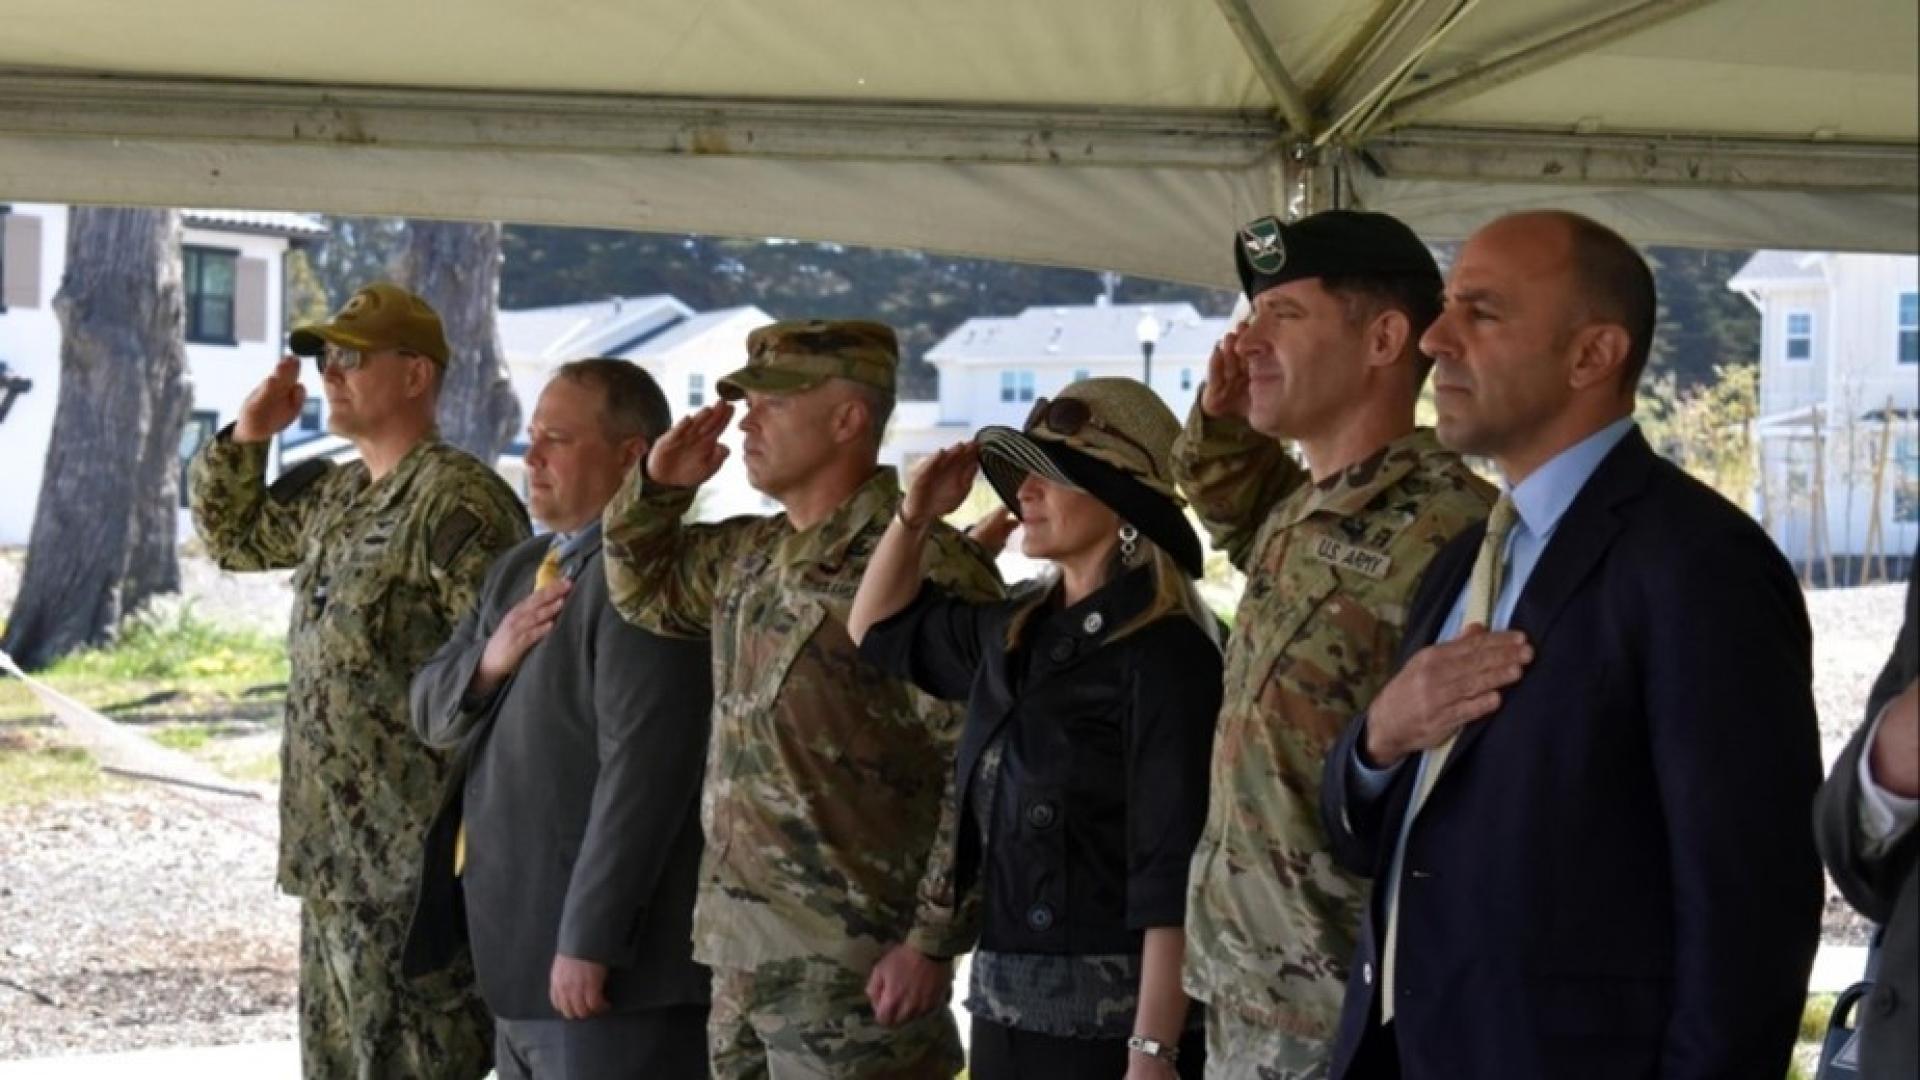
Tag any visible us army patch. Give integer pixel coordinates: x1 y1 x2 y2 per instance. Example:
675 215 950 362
268 459 331 504
1239 216 1286 274
429 508 482 570
1307 534 1392 579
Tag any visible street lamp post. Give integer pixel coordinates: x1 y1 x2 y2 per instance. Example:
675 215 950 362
1136 309 1162 391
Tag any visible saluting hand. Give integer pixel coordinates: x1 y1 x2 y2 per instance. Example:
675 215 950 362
1198 328 1250 420
470 578 572 697
646 401 734 489
964 506 1019 558
233 356 308 443
900 442 980 530
1362 624 1533 768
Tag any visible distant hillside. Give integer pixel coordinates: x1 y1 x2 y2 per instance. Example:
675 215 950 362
303 218 1757 399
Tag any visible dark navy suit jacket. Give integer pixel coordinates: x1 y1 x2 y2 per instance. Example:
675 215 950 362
1321 429 1824 1079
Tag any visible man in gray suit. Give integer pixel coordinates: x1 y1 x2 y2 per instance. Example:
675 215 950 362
1816 551 1918 1078
404 359 713 1078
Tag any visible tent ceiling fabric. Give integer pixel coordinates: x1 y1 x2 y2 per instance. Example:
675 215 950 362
0 0 1912 286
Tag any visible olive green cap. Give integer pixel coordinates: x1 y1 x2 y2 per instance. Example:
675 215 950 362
289 282 450 366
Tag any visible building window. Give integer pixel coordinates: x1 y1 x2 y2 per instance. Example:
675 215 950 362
298 397 322 433
1180 368 1194 391
178 410 218 507
689 373 706 408
183 247 238 345
1000 370 1035 403
1783 311 1813 363
1896 437 1919 524
1899 292 1918 365
1072 368 1090 383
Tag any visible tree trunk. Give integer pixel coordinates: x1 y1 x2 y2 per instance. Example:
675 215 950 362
399 220 519 463
2 208 187 669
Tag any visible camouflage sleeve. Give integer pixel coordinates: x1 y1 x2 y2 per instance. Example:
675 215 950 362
1169 397 1308 570
904 526 1004 958
188 429 330 572
422 479 531 628
601 463 755 639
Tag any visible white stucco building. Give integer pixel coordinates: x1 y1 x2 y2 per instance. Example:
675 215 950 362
1730 251 1919 575
0 203 323 546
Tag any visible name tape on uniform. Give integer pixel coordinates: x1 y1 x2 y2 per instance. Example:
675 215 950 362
1307 535 1393 580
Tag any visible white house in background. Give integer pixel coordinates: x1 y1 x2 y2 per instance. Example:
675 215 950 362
496 297 776 521
1729 251 1919 575
0 203 323 547
896 301 1230 474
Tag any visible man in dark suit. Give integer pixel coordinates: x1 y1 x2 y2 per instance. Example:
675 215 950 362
405 359 712 1078
1815 550 1918 1076
1319 211 1825 1078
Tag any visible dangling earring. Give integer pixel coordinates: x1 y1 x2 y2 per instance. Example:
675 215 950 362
1118 523 1140 564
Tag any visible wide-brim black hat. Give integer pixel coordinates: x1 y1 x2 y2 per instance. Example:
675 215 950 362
975 426 1204 579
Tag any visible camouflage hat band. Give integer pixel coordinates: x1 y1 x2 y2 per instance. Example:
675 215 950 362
716 349 892 401
715 361 829 401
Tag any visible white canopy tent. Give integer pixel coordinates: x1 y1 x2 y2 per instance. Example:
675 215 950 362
0 0 1913 285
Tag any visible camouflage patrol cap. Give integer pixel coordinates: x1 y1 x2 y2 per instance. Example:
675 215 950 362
289 282 450 366
716 320 898 401
1234 210 1440 300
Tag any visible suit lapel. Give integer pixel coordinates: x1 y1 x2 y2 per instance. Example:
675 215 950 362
1440 431 1653 777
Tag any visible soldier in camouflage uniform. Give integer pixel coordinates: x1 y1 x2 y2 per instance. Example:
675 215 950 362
1173 214 1493 1079
190 282 529 1078
603 320 1001 1079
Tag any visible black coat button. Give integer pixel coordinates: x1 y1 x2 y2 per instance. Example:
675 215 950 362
1026 801 1057 829
1026 903 1055 932
1048 639 1075 663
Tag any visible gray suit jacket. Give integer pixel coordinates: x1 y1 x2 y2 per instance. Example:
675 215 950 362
402 531 712 1020
1815 556 1919 1078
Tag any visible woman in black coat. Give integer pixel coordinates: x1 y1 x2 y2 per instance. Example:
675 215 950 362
851 377 1222 1080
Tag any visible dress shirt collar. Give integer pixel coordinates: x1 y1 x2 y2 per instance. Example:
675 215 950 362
1504 416 1637 540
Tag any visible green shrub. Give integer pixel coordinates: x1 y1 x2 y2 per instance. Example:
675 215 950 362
45 603 286 686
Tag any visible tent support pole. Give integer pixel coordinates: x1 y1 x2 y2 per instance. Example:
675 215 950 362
1210 0 1318 137
1377 0 1721 131
1317 0 1479 145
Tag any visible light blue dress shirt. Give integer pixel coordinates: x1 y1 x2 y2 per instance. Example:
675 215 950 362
1352 416 1638 939
546 519 602 579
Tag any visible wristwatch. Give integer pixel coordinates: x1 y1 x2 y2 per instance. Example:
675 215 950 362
1127 1034 1180 1064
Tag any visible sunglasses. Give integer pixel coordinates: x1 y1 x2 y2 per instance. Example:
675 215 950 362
1024 396 1157 472
314 343 424 376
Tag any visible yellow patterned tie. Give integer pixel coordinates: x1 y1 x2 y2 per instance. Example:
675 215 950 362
455 541 567 877
534 543 565 592
1381 492 1517 1022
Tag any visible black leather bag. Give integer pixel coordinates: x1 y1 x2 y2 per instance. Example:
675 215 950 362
1816 982 1869 1079
1816 930 1883 1080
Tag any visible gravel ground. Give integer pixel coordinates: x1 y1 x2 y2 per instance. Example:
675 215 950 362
0 551 1909 1058
0 790 294 1059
